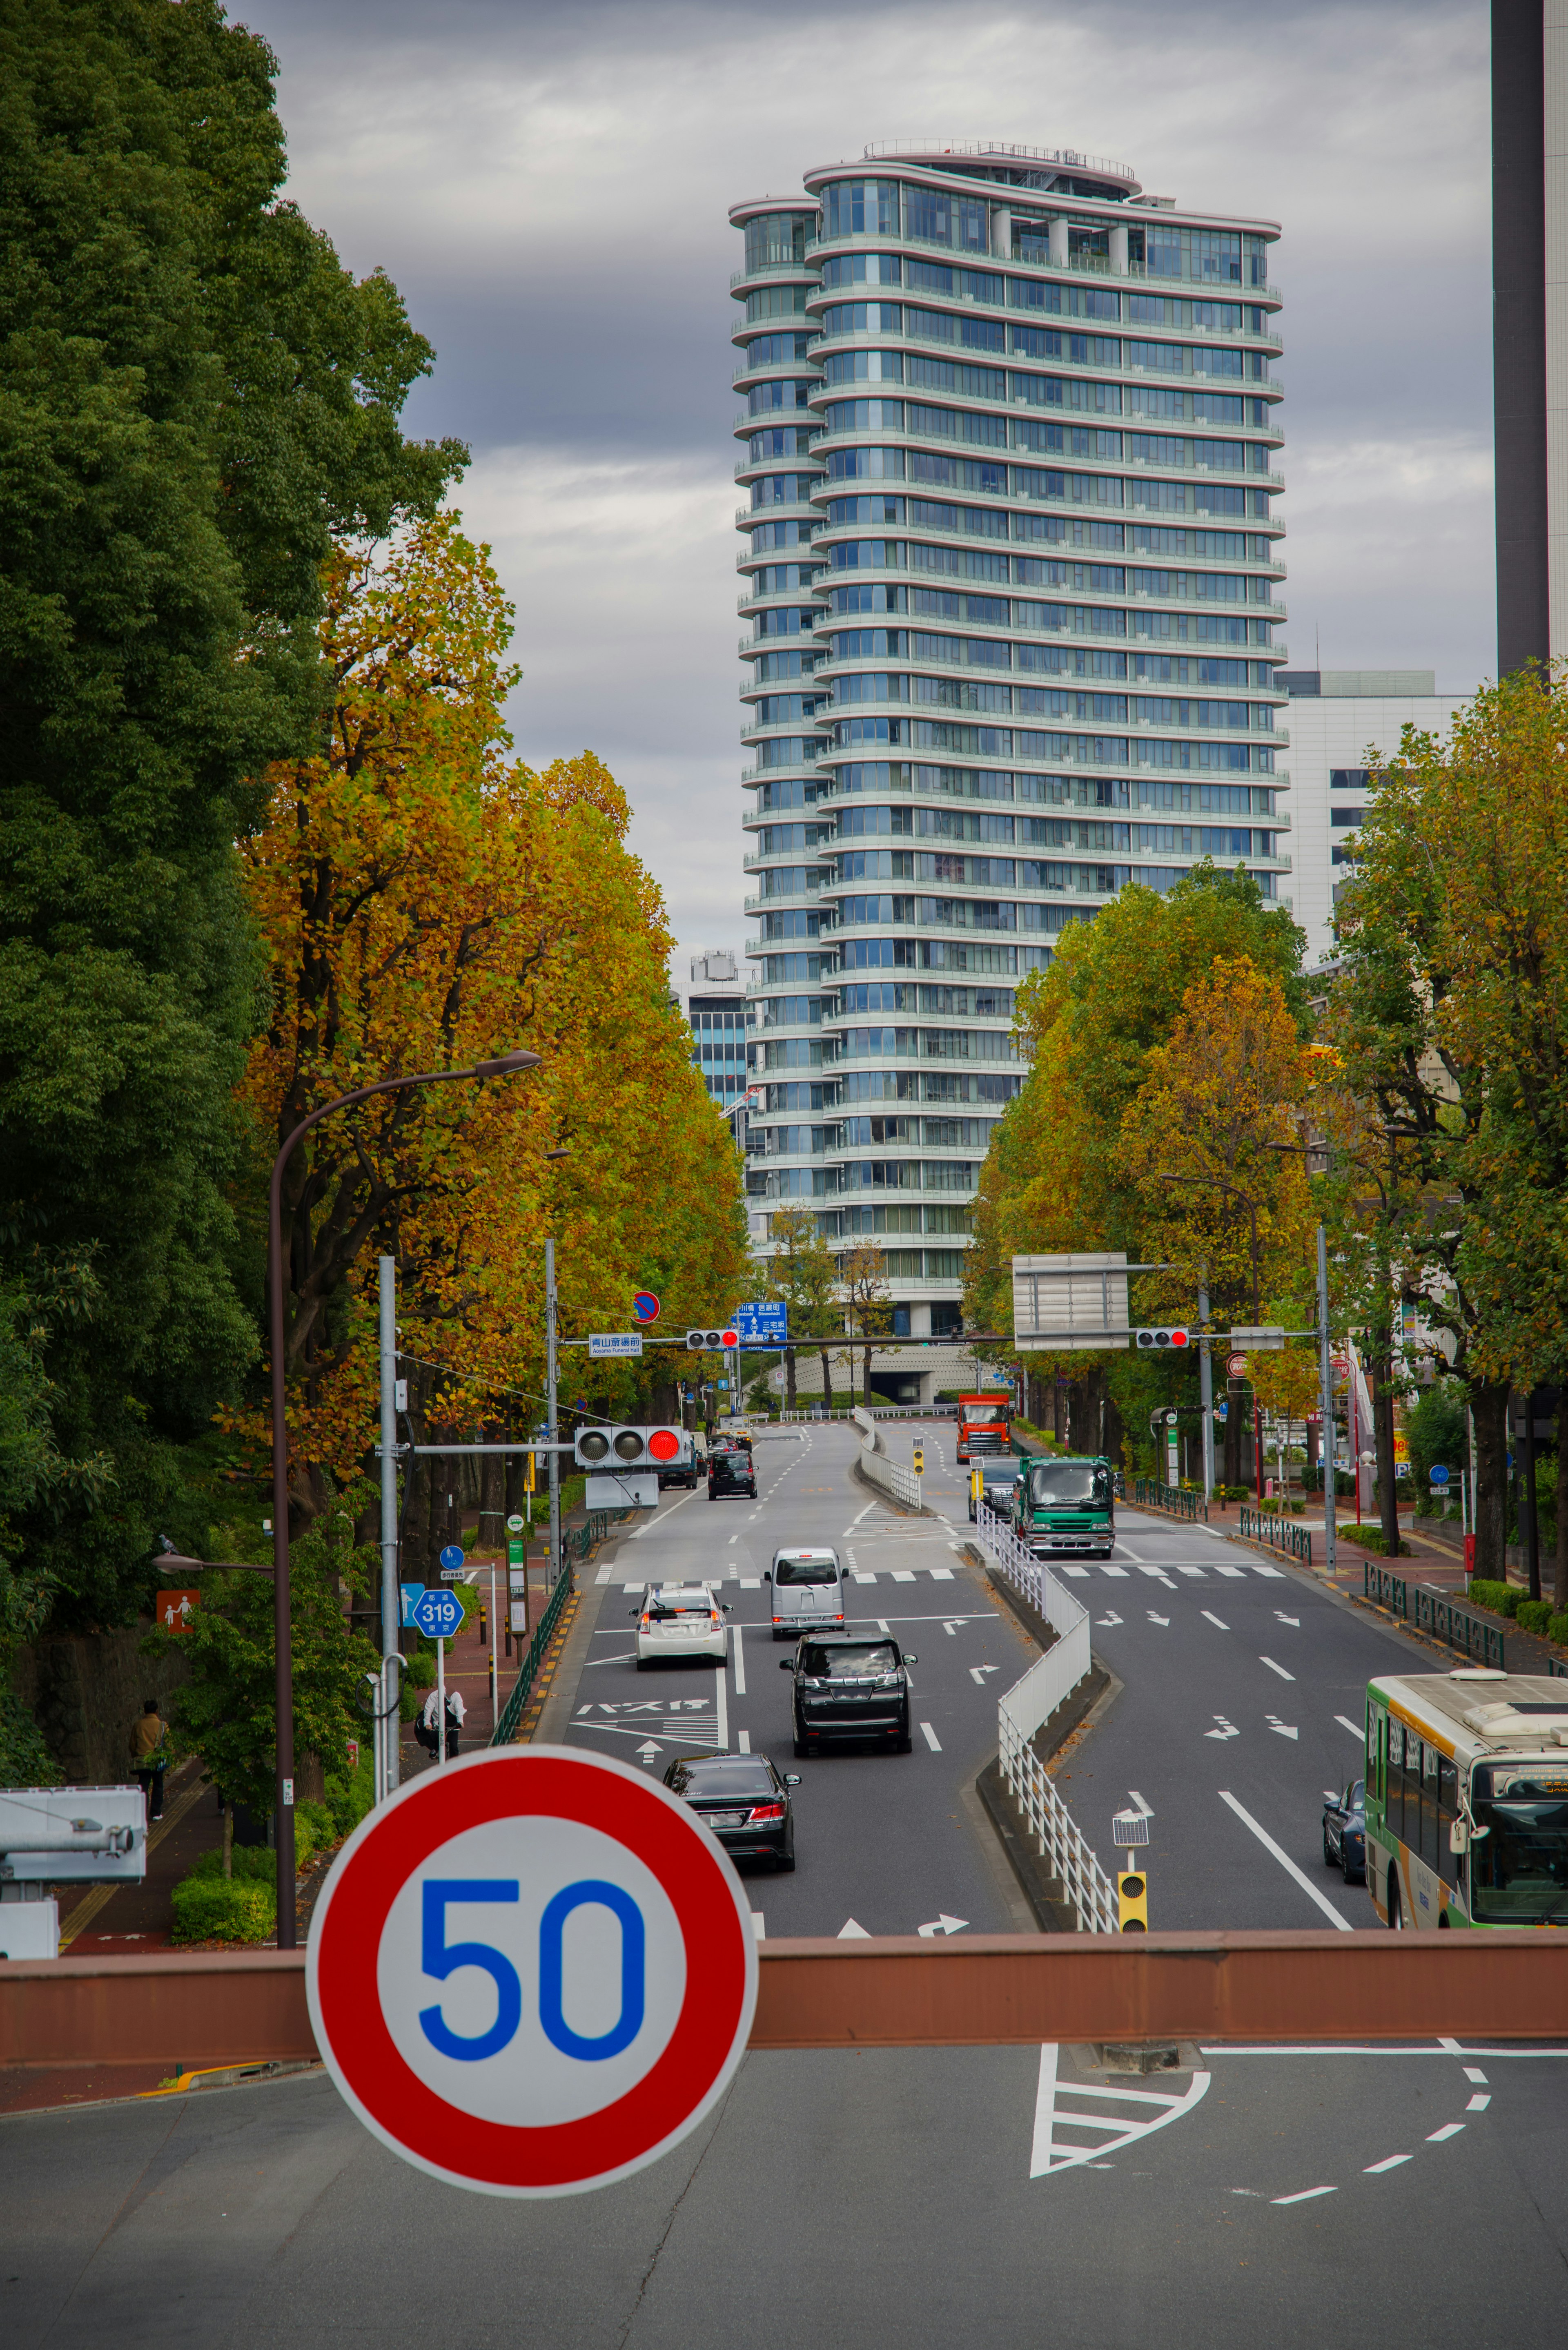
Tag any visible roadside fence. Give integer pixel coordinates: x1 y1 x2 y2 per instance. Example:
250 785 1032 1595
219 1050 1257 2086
1238 1504 1313 1565
1361 1563 1507 1670
850 1407 923 1508
490 1561 577 1746
971 1501 1118 1935
1132 1478 1208 1523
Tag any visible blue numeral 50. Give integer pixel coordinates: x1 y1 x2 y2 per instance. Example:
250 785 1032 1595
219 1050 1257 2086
418 1879 645 2064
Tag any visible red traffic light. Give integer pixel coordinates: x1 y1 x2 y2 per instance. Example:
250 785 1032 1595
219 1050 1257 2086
646 1428 681 1462
720 1329 739 1349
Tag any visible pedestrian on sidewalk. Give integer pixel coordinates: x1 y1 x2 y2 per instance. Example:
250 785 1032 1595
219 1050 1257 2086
416 1689 441 1763
131 1697 169 1820
443 1687 466 1760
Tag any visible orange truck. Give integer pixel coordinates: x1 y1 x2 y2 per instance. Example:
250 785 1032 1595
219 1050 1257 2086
956 1391 1013 1462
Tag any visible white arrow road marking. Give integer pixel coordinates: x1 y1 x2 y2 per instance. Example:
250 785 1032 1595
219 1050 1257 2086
1096 1610 1124 1627
1147 1610 1170 1626
920 1721 942 1751
1202 1610 1231 1631
943 1619 960 1636
636 1741 662 1763
1127 1790 1154 1816
1260 1655 1296 1681
1218 1790 1353 1929
1335 1714 1364 1740
917 1913 969 1937
1205 1716 1240 1740
1265 1715 1299 1741
1274 1610 1301 1626
969 1664 1000 1684
1029 2043 1212 2178
837 1918 871 1939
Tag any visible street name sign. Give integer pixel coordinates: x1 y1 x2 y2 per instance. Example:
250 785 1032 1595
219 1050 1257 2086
412 1588 463 1640
590 1332 644 1358
306 1747 758 2196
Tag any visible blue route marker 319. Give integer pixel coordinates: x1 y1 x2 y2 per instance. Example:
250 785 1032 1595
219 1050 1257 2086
412 1587 464 1641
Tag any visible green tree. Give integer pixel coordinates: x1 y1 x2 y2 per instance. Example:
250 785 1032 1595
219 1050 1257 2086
759 1208 841 1410
0 0 465 1631
838 1240 893 1408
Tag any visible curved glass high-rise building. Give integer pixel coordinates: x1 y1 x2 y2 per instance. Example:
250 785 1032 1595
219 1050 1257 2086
732 142 1285 1339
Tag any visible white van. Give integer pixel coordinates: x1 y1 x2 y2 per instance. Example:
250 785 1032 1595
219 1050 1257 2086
767 1548 848 1641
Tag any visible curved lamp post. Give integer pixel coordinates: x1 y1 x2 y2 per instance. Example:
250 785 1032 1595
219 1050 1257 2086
268 1048 541 1946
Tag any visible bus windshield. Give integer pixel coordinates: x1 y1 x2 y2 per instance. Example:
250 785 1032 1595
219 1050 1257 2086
1026 1462 1109 1510
1468 1764 1568 1925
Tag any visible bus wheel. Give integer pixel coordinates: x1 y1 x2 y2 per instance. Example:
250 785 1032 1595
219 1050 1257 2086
1387 1873 1404 1931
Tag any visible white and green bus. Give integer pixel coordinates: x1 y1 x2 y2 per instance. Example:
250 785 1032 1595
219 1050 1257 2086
1364 1670 1568 1930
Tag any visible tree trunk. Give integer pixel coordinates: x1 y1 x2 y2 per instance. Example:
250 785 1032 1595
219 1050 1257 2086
1470 1378 1510 1582
862 1336 874 1407
785 1347 797 1410
222 1801 233 1882
1374 1357 1401 1557
820 1347 834 1411
1102 1378 1124 1472
1223 1381 1243 1489
1555 1420 1568 1614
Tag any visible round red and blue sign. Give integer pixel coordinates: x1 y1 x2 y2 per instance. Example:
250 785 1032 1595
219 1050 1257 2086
306 1747 758 2197
632 1291 660 1324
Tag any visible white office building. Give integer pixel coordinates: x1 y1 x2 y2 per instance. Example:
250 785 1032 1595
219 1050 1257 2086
732 141 1288 1332
1276 670 1470 967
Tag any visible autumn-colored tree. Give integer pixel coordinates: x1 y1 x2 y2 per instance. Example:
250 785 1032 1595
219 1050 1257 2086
837 1241 893 1407
236 514 748 1554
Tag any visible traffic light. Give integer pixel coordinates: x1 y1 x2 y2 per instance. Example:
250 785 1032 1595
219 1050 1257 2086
574 1425 684 1469
913 1444 924 1476
1117 1869 1149 1932
686 1328 739 1350
1134 1327 1190 1351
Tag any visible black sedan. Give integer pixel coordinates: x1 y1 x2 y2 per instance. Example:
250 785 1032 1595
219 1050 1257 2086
781 1634 918 1757
708 1441 757 1500
664 1752 798 1868
1322 1776 1366 1882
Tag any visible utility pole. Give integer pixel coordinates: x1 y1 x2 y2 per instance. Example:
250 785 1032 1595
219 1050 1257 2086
376 1256 405 1801
546 1236 561 1589
1197 1277 1214 1504
1317 1224 1336 1576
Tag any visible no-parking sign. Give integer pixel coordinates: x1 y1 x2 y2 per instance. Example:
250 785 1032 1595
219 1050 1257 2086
305 1747 758 2198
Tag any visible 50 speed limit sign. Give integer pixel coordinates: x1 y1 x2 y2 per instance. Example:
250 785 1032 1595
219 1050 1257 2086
306 1747 758 2197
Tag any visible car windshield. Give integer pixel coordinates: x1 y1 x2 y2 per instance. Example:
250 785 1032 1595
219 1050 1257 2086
1469 1764 1568 1924
801 1642 898 1679
1027 1463 1109 1507
981 1465 1019 1486
775 1556 837 1585
677 1761 777 1798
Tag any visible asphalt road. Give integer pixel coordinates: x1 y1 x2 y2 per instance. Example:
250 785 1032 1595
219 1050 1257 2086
7 1421 1566 2347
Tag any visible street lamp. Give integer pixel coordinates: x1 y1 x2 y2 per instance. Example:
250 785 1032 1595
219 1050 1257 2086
267 1048 540 1947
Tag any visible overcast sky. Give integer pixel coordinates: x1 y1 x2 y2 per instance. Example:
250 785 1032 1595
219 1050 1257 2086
236 0 1492 972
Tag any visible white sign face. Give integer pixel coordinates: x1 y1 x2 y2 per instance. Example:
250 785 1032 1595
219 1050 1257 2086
306 1748 757 2198
589 1332 644 1358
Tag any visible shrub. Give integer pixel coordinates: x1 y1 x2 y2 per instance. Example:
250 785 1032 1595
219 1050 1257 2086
1550 1611 1568 1649
1467 1579 1518 1619
1515 1599 1553 1637
1340 1523 1412 1556
170 1875 275 1945
0 1694 62 1788
189 1843 274 1884
323 1751 375 1841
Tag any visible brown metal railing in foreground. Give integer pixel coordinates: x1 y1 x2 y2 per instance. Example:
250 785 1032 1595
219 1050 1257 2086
4 1933 1565 2083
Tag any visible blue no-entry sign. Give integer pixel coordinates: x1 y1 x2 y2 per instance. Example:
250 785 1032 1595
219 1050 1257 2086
306 1748 757 2197
413 1587 464 1640
439 1543 466 1573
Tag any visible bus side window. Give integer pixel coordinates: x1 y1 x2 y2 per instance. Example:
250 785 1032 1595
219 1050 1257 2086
1437 1755 1459 1890
1388 1717 1404 1843
1421 1738 1441 1871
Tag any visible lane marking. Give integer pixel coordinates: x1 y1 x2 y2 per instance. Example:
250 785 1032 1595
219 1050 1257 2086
1173 1565 1206 1579
1363 2154 1411 2173
751 1911 765 1939
1029 2042 1212 2180
1466 2093 1490 2111
1218 1790 1353 1931
1260 1655 1295 1681
1114 1540 1147 1563
739 1577 761 1589
715 1648 728 1750
626 1484 705 1541
1272 2185 1337 2205
732 1623 746 1696
1202 1610 1230 1631
737 1729 751 1752
1147 1610 1170 1626
1335 1715 1364 1740
1463 2067 1488 2083
837 1917 870 1939
584 1651 636 1667
920 1721 942 1752
1212 1563 1246 1579
1127 1789 1153 1816
1426 2123 1465 2142
1100 1564 1129 1579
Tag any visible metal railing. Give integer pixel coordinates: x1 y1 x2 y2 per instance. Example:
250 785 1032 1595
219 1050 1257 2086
490 1561 576 1746
1239 1503 1312 1563
1360 1563 1507 1670
1134 1478 1209 1523
851 1405 923 1506
970 1501 1117 1933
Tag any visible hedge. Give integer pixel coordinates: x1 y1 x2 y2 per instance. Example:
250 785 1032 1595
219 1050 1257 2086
1338 1523 1412 1556
1468 1579 1518 1619
170 1875 275 1944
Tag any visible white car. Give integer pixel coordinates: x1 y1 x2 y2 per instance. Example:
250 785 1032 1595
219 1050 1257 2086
634 1584 730 1669
767 1548 848 1640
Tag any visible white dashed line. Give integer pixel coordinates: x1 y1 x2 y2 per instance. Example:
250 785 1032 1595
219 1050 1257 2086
1427 2123 1466 2142
1335 1715 1364 1739
920 1721 942 1751
1272 2185 1337 2205
1201 1611 1230 1631
1466 2093 1490 2111
1218 1790 1353 1930
1260 1656 1295 1681
1363 2154 1410 2174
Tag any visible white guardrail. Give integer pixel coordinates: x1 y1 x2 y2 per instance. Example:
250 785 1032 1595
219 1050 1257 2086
850 1407 924 1508
972 1500 1119 1934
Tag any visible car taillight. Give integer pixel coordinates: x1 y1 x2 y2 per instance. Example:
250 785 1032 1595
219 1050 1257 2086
748 1802 786 1823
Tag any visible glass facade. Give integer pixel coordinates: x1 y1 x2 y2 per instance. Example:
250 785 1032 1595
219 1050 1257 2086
731 157 1285 1331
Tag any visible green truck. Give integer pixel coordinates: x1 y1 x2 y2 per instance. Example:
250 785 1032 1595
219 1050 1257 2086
1016 1456 1116 1562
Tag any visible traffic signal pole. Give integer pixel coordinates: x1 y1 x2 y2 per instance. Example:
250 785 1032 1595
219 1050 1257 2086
546 1236 561 1591
1197 1278 1214 1503
1317 1224 1337 1578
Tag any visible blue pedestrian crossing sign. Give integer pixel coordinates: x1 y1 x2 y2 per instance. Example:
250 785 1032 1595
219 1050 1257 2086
412 1587 463 1640
438 1543 466 1573
399 1583 426 1629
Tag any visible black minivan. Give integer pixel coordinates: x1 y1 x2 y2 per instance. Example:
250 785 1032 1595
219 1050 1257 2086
781 1634 918 1757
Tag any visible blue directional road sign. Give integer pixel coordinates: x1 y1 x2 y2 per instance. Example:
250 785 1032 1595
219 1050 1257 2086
438 1543 466 1573
1430 1464 1450 1487
734 1300 787 1346
412 1587 463 1640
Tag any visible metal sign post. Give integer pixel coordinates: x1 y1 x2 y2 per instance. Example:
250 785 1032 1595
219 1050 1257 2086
378 1256 400 1801
546 1236 561 1591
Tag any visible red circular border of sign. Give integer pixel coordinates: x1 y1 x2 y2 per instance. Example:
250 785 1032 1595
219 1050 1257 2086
312 1754 749 2192
633 1290 660 1324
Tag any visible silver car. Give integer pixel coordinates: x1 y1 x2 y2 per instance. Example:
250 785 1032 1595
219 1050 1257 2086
766 1547 848 1641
